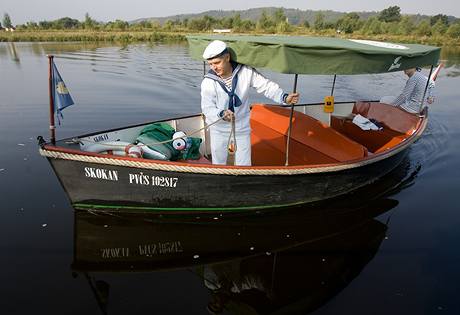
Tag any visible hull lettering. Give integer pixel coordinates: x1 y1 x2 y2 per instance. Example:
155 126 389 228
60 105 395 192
84 167 119 181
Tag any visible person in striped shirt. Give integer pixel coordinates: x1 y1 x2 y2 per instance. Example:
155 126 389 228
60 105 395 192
381 68 435 114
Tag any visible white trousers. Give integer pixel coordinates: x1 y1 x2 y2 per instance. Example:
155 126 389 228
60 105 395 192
210 130 251 166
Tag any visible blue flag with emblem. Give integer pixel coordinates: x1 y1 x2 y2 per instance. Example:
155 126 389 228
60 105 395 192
52 60 74 119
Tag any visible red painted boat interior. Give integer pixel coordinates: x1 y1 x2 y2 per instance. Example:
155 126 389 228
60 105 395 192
48 102 422 168
250 105 368 166
250 103 421 166
330 102 420 154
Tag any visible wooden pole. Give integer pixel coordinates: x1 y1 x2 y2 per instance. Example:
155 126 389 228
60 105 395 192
48 55 56 145
285 74 298 166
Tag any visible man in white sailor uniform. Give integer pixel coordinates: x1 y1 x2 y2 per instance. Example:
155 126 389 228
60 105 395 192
201 40 300 166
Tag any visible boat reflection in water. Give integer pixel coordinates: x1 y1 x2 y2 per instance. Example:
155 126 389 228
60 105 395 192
72 158 418 314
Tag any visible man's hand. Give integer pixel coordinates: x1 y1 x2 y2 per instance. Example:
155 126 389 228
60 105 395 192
222 109 234 122
286 93 300 105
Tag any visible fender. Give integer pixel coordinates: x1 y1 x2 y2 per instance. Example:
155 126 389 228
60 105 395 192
81 141 142 158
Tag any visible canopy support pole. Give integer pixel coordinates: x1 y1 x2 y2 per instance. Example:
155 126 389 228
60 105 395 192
203 61 206 77
285 74 298 166
419 65 434 113
48 55 56 145
331 74 337 96
328 74 337 126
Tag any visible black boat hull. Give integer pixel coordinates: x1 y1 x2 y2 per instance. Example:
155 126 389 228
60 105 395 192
46 148 409 212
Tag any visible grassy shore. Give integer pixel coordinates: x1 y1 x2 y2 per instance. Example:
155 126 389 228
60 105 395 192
0 29 459 46
0 30 186 43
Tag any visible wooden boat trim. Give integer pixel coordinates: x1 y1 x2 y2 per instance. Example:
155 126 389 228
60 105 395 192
39 113 426 176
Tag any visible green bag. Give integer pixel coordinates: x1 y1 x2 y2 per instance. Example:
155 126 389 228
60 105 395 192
136 123 202 161
180 137 202 160
137 123 180 161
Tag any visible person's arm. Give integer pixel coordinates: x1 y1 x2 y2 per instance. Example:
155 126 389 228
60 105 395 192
201 79 222 120
392 76 417 106
250 68 286 104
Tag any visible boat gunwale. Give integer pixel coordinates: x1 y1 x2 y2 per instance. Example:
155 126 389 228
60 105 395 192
39 112 427 176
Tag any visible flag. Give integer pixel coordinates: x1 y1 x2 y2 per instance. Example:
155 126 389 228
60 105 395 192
52 60 74 118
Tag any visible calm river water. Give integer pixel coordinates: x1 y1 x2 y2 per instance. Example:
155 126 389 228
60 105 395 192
0 42 459 314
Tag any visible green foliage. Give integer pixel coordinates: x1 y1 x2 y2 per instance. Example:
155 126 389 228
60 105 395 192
3 13 13 28
256 10 275 32
416 20 432 36
361 16 383 35
234 19 255 32
313 12 325 30
378 6 401 23
56 17 80 29
273 8 286 24
276 21 292 33
446 22 460 38
432 19 448 35
430 14 449 26
106 20 129 30
4 8 459 46
84 13 97 29
395 16 415 35
336 12 361 33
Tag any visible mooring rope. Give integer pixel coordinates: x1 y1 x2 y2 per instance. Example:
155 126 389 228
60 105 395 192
226 116 237 166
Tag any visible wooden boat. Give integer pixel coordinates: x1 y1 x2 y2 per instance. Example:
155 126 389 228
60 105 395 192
38 36 440 212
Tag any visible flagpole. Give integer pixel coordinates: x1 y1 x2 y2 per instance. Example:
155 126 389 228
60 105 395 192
48 55 56 145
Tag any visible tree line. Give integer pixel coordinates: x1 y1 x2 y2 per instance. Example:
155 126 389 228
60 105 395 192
4 7 460 39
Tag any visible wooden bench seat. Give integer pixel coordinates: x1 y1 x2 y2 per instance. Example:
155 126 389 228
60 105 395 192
331 102 421 153
250 105 368 166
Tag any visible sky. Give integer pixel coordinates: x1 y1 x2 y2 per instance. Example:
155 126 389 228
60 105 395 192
1 0 460 25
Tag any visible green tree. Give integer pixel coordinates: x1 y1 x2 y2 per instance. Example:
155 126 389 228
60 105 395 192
256 10 275 32
106 19 129 30
396 16 415 35
163 20 178 32
336 12 361 33
219 16 234 29
416 20 432 36
430 14 448 26
273 8 286 24
3 13 12 28
235 19 254 32
361 16 383 35
84 13 97 29
0 21 2 28
432 19 448 35
378 6 401 23
232 13 242 29
276 21 292 33
446 22 460 38
302 20 310 28
39 20 53 29
313 12 325 30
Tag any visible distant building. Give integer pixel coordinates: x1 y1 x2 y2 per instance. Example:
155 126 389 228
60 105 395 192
5 27 16 32
213 29 231 33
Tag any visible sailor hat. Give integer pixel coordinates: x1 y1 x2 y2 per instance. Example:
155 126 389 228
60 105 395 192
203 40 228 60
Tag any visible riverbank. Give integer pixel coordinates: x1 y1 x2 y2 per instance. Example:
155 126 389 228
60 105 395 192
0 30 458 46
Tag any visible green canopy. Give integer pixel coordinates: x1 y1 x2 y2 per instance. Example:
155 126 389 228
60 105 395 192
187 35 441 75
